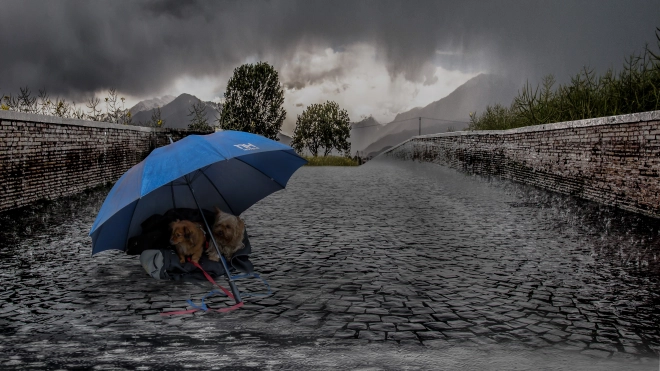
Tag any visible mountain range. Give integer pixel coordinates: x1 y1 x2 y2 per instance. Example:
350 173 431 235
130 73 517 154
350 73 518 157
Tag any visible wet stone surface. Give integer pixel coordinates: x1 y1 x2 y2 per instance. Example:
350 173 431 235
1 158 660 369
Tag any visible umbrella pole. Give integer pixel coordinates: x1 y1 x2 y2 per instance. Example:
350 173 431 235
167 137 241 302
185 181 243 304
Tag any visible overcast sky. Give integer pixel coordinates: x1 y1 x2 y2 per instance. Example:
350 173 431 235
1 0 658 132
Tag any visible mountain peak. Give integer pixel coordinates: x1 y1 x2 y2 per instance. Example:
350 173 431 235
352 116 381 129
131 93 220 128
129 95 176 114
174 93 196 100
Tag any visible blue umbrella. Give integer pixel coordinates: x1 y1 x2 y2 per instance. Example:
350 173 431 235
89 130 307 302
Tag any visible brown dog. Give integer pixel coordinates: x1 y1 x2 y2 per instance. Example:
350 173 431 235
208 207 245 261
169 219 206 264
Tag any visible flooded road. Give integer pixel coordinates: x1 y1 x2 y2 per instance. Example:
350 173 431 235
1 158 659 369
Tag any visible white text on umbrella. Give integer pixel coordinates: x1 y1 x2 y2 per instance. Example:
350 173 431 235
234 143 260 151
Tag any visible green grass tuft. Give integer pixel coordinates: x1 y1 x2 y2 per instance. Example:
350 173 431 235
303 156 359 166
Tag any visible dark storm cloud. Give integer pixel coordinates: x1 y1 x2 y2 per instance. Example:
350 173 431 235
142 0 206 19
0 0 658 98
283 64 346 90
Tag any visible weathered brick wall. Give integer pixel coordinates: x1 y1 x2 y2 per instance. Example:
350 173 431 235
0 111 208 212
384 111 660 218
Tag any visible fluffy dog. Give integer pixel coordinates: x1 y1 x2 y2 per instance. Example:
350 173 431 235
207 207 245 261
169 219 206 264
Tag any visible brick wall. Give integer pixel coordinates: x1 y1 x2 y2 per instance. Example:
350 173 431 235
384 111 660 218
0 111 209 212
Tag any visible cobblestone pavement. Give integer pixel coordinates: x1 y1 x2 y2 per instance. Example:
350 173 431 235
1 158 660 370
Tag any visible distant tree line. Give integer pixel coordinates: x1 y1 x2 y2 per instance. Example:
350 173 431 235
469 27 660 131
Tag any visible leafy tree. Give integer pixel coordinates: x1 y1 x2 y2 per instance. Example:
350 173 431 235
219 62 285 140
328 101 351 156
292 104 322 156
292 100 351 157
188 101 212 131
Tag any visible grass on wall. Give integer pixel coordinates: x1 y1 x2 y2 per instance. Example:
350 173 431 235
469 27 660 131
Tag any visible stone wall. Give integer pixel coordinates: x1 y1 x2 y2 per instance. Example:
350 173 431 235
383 111 660 218
0 111 208 212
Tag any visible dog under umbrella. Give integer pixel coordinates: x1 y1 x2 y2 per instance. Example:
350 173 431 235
89 130 307 302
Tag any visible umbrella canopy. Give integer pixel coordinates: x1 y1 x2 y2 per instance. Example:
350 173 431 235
89 130 307 255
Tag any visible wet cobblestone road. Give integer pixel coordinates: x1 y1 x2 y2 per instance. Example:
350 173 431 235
1 158 660 370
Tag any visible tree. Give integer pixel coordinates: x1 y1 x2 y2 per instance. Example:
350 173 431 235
292 103 322 156
326 101 351 156
292 100 351 157
219 62 285 140
188 101 212 131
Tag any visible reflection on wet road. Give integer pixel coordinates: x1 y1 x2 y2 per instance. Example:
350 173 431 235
0 158 659 369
